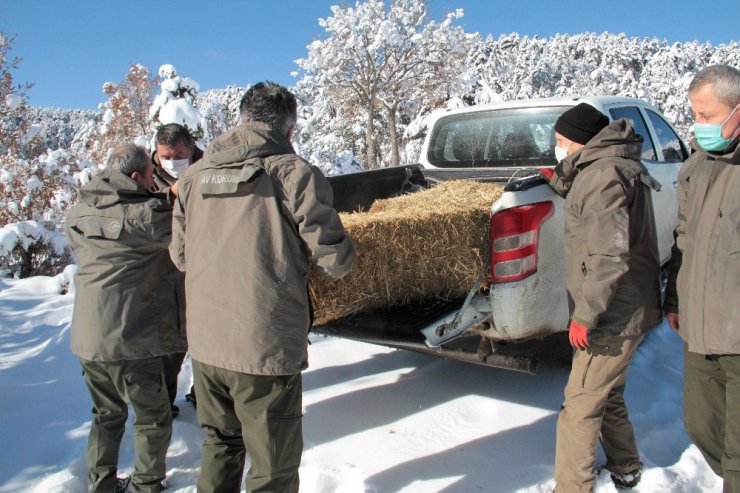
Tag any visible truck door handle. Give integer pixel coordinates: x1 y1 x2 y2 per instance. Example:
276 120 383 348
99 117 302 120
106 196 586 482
673 181 679 189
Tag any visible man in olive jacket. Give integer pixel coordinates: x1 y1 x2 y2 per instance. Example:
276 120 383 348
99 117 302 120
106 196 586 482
170 82 355 493
66 145 187 493
664 64 740 492
150 122 204 194
548 104 663 492
149 122 203 415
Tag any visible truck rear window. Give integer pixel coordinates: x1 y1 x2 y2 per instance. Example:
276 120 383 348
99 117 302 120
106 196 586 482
427 106 570 168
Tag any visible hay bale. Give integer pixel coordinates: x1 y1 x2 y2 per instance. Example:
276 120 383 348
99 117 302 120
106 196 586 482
310 180 504 325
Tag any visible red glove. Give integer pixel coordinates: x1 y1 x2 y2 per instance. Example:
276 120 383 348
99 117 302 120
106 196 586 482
568 320 590 350
539 167 555 181
666 312 679 331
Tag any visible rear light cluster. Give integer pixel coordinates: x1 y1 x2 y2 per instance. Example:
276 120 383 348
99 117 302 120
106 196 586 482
490 201 554 283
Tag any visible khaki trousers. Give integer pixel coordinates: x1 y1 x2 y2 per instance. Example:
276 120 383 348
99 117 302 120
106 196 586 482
80 357 172 493
554 334 644 493
684 344 740 493
192 359 303 493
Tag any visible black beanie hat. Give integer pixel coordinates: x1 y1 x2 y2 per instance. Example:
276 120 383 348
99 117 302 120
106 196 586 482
555 103 609 145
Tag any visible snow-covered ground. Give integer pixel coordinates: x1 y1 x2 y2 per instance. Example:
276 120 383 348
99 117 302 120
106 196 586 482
0 275 723 492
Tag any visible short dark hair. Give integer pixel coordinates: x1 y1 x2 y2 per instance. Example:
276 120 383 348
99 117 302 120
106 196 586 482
155 123 194 149
688 65 740 108
239 81 297 133
107 144 149 176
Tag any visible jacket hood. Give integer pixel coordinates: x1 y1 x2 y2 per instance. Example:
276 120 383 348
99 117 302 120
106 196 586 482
575 118 643 167
202 122 295 170
548 118 647 197
77 167 152 208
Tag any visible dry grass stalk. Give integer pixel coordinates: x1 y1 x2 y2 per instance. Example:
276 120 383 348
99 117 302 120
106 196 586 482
310 180 504 325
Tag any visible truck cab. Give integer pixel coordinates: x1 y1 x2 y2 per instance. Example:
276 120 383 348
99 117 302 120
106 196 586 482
420 96 688 260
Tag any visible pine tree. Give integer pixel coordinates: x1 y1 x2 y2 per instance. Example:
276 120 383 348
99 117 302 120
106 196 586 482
150 64 207 143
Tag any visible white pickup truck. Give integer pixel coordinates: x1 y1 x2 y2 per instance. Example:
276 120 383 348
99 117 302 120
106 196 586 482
314 96 687 373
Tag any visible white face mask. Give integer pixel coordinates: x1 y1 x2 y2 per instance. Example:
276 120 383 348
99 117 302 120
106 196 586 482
160 158 189 178
554 145 570 163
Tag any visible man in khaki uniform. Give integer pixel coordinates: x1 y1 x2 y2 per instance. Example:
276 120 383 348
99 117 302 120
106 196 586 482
149 123 203 416
150 122 204 195
547 103 662 492
170 82 355 492
66 145 186 493
664 64 740 492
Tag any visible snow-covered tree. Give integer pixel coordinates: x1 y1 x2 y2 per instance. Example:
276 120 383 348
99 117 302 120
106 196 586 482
150 64 208 143
195 84 246 140
10 24 740 184
463 33 740 142
295 0 473 168
0 31 45 160
0 149 92 227
0 148 89 277
0 219 70 278
88 63 158 163
25 107 98 155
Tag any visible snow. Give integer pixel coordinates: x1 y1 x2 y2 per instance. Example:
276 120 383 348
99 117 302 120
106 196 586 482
161 78 181 94
21 124 46 144
6 93 23 110
158 99 202 131
0 274 724 492
0 170 14 187
25 175 42 191
159 64 178 79
148 64 206 143
0 221 67 258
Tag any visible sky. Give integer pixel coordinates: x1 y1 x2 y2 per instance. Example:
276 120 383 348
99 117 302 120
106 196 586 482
0 272 726 491
2 0 738 110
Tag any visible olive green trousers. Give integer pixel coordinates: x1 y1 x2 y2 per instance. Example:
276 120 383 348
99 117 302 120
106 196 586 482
684 344 740 493
80 357 172 493
192 359 303 493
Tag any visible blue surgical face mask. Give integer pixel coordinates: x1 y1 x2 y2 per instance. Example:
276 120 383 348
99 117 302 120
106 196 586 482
694 106 739 152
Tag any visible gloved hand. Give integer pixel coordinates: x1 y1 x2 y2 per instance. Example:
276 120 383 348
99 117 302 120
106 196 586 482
666 312 679 331
569 320 590 350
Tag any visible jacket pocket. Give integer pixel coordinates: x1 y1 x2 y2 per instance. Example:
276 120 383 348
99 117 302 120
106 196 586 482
70 217 123 239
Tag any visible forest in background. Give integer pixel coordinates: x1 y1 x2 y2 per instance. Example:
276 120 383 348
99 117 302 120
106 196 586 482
1 0 738 278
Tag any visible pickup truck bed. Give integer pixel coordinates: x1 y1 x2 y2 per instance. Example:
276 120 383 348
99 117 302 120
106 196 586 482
313 164 558 374
312 294 568 374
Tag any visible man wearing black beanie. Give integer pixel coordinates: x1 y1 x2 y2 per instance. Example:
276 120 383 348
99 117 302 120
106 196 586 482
547 104 663 492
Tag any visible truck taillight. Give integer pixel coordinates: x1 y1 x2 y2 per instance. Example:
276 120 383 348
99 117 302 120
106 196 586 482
490 201 554 283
